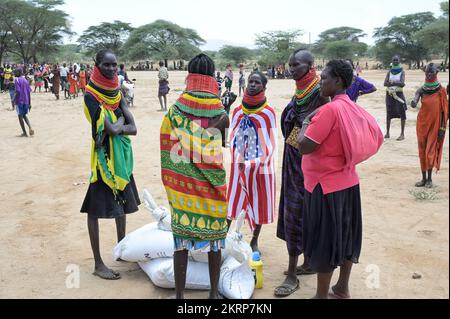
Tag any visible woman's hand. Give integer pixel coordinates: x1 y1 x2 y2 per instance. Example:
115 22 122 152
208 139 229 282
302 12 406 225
304 106 322 123
411 100 418 108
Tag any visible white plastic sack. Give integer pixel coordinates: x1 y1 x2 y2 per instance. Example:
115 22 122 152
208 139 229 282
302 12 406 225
139 255 255 298
224 211 253 264
143 189 171 231
219 256 255 299
139 258 210 290
113 222 174 262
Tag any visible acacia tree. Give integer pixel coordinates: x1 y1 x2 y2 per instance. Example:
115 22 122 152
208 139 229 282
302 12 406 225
255 30 303 67
78 21 134 57
313 27 368 60
0 27 11 64
219 46 253 65
373 12 436 68
415 1 449 70
0 0 71 63
125 20 204 66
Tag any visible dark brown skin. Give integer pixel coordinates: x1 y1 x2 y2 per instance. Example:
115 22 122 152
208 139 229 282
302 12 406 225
96 53 137 149
289 51 313 81
247 73 265 96
297 65 350 155
274 51 317 299
14 69 34 137
384 56 406 140
227 72 266 255
411 65 445 188
89 51 138 281
297 66 354 299
174 77 229 299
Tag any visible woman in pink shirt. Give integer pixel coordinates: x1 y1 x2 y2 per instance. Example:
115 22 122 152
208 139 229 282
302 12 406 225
297 60 379 299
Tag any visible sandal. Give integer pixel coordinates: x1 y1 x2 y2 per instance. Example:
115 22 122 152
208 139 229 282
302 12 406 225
283 266 316 276
274 278 300 297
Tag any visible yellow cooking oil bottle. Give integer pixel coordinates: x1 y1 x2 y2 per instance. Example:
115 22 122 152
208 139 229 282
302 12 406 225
249 251 263 289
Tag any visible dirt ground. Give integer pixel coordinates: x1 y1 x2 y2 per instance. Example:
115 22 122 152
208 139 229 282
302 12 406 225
0 69 448 299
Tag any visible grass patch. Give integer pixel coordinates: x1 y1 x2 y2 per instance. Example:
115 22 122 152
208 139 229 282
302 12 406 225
409 189 439 201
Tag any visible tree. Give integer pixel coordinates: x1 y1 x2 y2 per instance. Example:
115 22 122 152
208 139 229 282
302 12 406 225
317 27 367 43
219 45 253 65
373 12 436 68
203 50 218 59
39 44 89 64
441 0 449 17
415 2 449 70
323 40 355 60
0 0 71 63
0 27 12 64
255 30 303 67
312 27 368 60
78 21 134 57
373 41 403 68
124 20 204 65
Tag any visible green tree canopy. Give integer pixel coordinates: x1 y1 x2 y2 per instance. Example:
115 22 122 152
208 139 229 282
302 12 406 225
218 45 253 65
312 26 368 60
317 26 367 42
78 21 134 57
255 30 303 67
441 0 449 17
0 0 71 63
124 20 204 64
0 21 12 63
373 12 436 67
415 1 449 69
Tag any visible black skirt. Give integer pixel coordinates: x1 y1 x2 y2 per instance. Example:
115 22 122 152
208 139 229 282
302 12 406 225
386 93 407 120
80 173 140 219
303 184 362 273
158 80 170 97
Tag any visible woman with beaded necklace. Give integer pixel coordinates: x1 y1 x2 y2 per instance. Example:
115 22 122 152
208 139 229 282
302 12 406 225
411 63 448 188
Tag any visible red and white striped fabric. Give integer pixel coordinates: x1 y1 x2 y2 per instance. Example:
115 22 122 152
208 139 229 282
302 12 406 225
227 104 277 230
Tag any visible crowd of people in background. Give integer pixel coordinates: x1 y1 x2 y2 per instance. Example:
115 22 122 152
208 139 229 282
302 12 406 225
0 62 93 102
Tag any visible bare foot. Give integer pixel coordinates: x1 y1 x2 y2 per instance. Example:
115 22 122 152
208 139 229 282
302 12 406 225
396 135 405 141
17 133 28 137
93 264 121 280
29 129 35 136
329 285 351 299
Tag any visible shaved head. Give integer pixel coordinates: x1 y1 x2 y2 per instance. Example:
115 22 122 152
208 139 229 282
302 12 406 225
425 63 438 73
292 49 314 67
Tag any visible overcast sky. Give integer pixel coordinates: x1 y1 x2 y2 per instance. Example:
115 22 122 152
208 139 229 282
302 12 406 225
61 0 445 50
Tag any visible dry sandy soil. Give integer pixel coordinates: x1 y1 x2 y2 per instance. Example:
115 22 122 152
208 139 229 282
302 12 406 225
0 69 448 299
